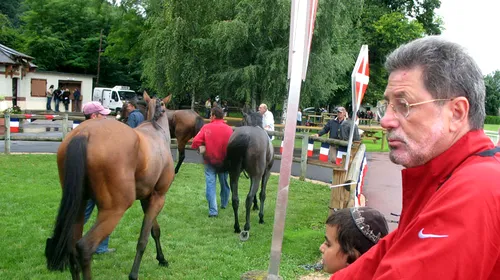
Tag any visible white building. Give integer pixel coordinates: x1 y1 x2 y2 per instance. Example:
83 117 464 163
0 44 94 112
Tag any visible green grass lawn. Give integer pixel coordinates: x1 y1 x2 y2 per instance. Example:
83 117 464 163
0 155 331 280
484 124 500 132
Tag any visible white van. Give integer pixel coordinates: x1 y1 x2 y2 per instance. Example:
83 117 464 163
92 86 137 111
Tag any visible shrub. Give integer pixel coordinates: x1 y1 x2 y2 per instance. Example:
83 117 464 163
485 115 500 124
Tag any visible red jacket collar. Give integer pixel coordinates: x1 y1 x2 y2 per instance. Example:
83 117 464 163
399 130 494 229
403 130 494 185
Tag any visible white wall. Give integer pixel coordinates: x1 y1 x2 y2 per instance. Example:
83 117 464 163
0 69 94 111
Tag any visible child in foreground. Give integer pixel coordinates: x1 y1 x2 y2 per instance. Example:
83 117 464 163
319 207 389 274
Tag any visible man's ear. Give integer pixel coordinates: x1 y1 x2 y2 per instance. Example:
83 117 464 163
448 97 469 132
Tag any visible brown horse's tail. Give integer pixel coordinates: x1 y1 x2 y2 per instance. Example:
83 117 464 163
194 115 204 135
45 135 88 271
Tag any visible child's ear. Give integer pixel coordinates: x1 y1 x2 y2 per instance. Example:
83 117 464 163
346 249 361 264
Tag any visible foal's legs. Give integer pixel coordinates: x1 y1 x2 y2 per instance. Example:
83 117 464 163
230 168 241 233
140 199 168 266
244 175 261 232
129 193 166 280
77 207 127 280
259 169 271 224
252 192 259 211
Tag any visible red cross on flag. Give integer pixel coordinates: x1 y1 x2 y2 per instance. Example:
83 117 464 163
354 45 370 111
352 45 369 112
343 45 369 171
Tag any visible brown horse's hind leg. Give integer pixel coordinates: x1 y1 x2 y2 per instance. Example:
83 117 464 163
129 193 166 280
174 139 188 174
77 209 126 280
140 199 168 267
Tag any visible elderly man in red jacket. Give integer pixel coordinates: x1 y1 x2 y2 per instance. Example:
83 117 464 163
191 106 233 217
330 37 500 280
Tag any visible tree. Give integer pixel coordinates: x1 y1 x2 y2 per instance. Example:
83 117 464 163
359 0 442 105
0 0 21 27
0 13 23 49
485 71 500 116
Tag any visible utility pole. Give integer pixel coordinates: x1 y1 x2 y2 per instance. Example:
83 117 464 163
96 29 103 86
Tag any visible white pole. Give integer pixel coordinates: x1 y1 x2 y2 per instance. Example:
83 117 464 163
267 0 310 278
345 45 368 171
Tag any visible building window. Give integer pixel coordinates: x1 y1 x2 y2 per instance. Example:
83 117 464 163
31 79 47 97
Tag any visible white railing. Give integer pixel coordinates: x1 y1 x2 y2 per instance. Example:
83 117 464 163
485 130 499 145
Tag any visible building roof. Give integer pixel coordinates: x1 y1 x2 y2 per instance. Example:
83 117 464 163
0 43 37 68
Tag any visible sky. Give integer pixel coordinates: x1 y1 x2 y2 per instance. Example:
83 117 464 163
436 0 500 75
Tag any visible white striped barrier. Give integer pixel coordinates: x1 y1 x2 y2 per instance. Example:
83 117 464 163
319 142 329 162
355 153 368 207
307 138 314 157
10 118 19 133
336 145 348 165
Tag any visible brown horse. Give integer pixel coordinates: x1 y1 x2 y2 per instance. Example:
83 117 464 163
119 93 204 173
45 93 175 280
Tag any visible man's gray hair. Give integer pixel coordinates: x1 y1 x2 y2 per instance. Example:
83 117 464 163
385 36 485 130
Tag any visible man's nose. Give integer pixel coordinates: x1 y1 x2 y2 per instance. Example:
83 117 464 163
380 106 399 130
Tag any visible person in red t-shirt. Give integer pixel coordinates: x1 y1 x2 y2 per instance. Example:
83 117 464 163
191 106 233 217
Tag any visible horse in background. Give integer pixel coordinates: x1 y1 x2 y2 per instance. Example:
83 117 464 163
45 93 175 280
119 92 204 174
223 111 274 241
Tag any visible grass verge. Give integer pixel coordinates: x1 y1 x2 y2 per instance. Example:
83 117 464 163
0 154 330 280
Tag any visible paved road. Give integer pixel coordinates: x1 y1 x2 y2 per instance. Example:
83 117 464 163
1 120 403 230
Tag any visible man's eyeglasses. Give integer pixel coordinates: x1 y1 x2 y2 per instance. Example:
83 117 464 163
377 98 452 119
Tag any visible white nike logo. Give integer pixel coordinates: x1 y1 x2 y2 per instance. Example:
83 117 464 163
418 228 448 239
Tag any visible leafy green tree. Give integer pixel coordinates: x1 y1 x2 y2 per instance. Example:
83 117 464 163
0 0 21 27
485 71 500 116
0 13 23 49
359 0 440 105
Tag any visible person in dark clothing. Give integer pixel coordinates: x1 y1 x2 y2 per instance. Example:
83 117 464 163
73 88 81 112
62 88 71 112
53 87 62 112
312 107 360 163
126 100 145 128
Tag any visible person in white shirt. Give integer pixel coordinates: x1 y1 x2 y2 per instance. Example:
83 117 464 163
258 103 274 139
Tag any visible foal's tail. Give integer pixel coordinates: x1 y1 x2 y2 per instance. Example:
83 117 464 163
223 133 250 173
45 135 88 271
194 115 204 135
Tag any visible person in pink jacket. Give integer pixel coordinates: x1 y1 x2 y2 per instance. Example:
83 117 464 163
330 36 500 280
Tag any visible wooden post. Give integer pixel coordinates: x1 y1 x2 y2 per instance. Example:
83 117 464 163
62 114 68 139
19 118 24 133
4 113 10 154
330 164 349 214
300 134 308 181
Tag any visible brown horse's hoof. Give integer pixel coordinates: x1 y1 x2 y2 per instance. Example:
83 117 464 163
239 231 249 241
